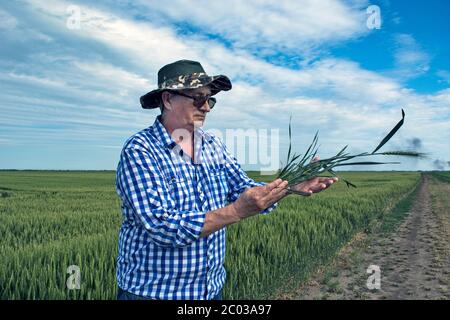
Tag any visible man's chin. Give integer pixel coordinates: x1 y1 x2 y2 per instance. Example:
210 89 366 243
193 117 205 127
194 116 205 122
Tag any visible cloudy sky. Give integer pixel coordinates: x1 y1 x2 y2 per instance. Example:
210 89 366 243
0 0 449 171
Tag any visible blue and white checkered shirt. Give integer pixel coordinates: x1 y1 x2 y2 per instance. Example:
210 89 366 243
115 116 277 300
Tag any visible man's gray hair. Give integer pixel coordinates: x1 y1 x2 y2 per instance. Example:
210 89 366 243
158 94 164 114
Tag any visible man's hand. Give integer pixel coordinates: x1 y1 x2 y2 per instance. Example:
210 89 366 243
290 176 338 196
232 179 288 220
290 155 338 196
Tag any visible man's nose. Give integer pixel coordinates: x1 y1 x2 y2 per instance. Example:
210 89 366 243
200 101 211 112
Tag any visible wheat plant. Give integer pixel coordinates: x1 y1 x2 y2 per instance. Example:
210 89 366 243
278 109 427 194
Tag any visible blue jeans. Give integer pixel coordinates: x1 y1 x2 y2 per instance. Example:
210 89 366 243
117 287 153 300
117 287 222 300
212 291 222 300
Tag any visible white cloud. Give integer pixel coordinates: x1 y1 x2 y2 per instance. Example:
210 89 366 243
437 70 450 85
19 0 392 105
133 0 369 57
391 33 431 79
71 61 152 92
0 8 18 29
2 0 449 171
0 7 53 42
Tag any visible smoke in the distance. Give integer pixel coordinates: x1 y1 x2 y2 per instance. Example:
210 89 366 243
433 159 450 170
406 137 422 150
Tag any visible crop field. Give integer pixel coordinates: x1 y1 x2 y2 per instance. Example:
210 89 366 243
0 170 441 299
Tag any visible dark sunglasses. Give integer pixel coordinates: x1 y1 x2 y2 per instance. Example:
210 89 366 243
168 91 216 109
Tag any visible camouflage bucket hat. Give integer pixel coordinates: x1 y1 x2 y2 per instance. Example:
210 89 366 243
140 59 232 109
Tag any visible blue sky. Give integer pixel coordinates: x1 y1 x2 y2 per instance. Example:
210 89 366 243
0 0 449 171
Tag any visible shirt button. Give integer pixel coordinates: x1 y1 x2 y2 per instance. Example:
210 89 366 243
163 213 169 219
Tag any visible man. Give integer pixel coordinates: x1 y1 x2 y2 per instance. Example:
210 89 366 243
115 60 337 300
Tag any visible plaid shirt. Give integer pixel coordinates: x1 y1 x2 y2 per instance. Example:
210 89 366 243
115 116 277 300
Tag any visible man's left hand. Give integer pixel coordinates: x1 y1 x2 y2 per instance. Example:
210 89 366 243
290 155 338 196
290 176 338 196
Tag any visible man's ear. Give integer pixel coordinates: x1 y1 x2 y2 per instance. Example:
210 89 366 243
161 91 173 111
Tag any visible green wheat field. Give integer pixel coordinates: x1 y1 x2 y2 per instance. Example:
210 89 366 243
1 170 446 299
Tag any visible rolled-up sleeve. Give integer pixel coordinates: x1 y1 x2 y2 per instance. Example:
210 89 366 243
117 147 206 247
219 142 278 215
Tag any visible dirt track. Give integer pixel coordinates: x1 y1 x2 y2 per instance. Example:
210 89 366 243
289 174 450 300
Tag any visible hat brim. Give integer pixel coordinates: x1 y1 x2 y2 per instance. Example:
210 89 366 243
140 75 232 109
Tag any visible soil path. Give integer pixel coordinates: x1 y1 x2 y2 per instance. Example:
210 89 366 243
288 174 450 300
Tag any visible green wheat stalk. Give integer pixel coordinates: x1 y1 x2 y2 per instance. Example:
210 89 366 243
278 109 428 194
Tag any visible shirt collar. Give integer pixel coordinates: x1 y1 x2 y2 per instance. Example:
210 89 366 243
151 115 177 149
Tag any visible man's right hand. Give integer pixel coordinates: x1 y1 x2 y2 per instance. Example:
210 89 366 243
231 179 289 220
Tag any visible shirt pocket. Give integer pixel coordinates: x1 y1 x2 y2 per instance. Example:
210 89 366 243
165 173 196 211
204 164 229 208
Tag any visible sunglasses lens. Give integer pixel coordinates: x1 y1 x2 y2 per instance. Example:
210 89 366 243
208 97 216 108
193 99 205 108
193 96 216 108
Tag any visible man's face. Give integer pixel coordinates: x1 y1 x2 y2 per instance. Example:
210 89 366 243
168 86 212 128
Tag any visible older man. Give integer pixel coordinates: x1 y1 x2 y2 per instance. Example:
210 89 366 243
115 60 337 300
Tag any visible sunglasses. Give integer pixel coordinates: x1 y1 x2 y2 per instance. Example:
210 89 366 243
168 91 216 109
